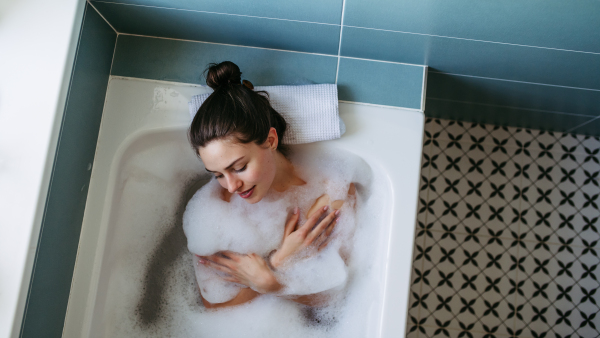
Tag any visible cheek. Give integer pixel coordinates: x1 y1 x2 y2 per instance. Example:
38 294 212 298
242 168 264 183
247 153 276 184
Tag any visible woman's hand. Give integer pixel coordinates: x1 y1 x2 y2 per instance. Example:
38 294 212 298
270 206 339 269
198 251 282 294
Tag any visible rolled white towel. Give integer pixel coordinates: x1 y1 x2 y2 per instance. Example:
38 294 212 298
188 84 345 145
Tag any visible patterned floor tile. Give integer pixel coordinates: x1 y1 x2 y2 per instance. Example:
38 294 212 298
416 231 519 335
434 119 469 144
408 118 600 338
513 241 600 338
576 134 600 156
484 124 521 150
513 128 537 150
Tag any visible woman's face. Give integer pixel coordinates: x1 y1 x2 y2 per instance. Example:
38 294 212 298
198 130 278 204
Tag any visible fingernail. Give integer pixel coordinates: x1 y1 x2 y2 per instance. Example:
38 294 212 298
293 207 298 215
199 259 205 264
323 206 329 211
334 210 340 216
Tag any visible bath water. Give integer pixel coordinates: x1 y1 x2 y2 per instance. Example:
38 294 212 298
102 142 388 338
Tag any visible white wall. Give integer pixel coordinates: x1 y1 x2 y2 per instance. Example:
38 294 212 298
0 0 82 337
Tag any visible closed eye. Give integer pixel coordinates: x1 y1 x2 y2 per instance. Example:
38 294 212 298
234 164 247 173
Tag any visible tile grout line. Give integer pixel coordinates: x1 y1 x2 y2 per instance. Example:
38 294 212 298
91 0 340 26
21 3 90 337
335 0 347 85
341 55 425 67
87 0 118 34
566 115 600 134
428 71 600 93
107 33 119 77
417 324 515 337
117 33 338 57
338 100 422 112
118 32 426 68
425 134 596 155
415 136 432 338
427 97 598 118
343 24 600 56
420 228 595 249
108 33 425 70
511 140 526 336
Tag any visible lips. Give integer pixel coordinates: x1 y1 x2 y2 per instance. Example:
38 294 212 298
239 186 255 199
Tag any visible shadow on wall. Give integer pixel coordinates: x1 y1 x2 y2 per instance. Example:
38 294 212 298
136 175 211 326
424 68 597 132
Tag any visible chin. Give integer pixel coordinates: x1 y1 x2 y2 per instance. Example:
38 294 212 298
244 197 261 204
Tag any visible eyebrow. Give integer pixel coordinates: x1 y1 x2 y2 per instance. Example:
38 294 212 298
205 156 244 173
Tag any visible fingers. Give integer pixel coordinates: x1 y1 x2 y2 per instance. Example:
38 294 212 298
223 276 241 284
218 250 242 262
315 215 338 247
317 234 334 252
301 206 329 234
284 207 300 237
199 256 232 273
305 209 339 244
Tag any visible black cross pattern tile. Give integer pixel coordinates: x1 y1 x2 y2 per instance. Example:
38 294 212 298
409 118 600 338
424 138 522 236
513 242 600 338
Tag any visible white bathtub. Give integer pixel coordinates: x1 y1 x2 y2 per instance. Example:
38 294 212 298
63 77 424 337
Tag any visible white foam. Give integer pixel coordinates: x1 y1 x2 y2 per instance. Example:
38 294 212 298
183 146 370 300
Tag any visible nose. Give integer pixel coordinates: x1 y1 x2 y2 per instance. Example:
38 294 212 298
225 174 243 193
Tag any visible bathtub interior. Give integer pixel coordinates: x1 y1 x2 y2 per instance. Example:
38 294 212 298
64 77 424 337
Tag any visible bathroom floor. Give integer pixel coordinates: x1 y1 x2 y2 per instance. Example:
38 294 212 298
408 118 600 338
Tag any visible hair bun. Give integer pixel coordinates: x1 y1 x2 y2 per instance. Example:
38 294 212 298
205 61 242 89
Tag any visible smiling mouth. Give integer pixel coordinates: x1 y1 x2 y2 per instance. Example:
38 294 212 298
239 186 255 199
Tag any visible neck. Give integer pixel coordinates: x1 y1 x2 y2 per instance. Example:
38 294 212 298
271 151 305 192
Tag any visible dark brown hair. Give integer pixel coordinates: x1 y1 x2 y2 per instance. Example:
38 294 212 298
188 61 288 156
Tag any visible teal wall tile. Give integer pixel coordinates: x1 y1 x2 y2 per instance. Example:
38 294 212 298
343 0 600 53
91 0 344 24
340 26 600 91
425 98 595 133
93 1 340 55
111 35 338 85
427 72 600 117
336 58 424 109
20 5 116 338
570 117 600 136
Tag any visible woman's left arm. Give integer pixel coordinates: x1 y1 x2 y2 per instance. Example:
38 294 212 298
199 208 340 305
199 253 333 307
199 252 282 294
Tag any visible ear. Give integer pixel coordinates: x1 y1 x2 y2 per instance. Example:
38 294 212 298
267 127 279 150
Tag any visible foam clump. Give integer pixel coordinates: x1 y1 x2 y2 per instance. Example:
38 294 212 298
177 144 385 337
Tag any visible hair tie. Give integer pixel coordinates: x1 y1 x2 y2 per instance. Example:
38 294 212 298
242 80 254 90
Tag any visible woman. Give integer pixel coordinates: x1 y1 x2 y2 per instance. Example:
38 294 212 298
184 61 358 310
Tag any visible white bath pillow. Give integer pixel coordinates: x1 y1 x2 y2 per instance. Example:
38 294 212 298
188 84 345 145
